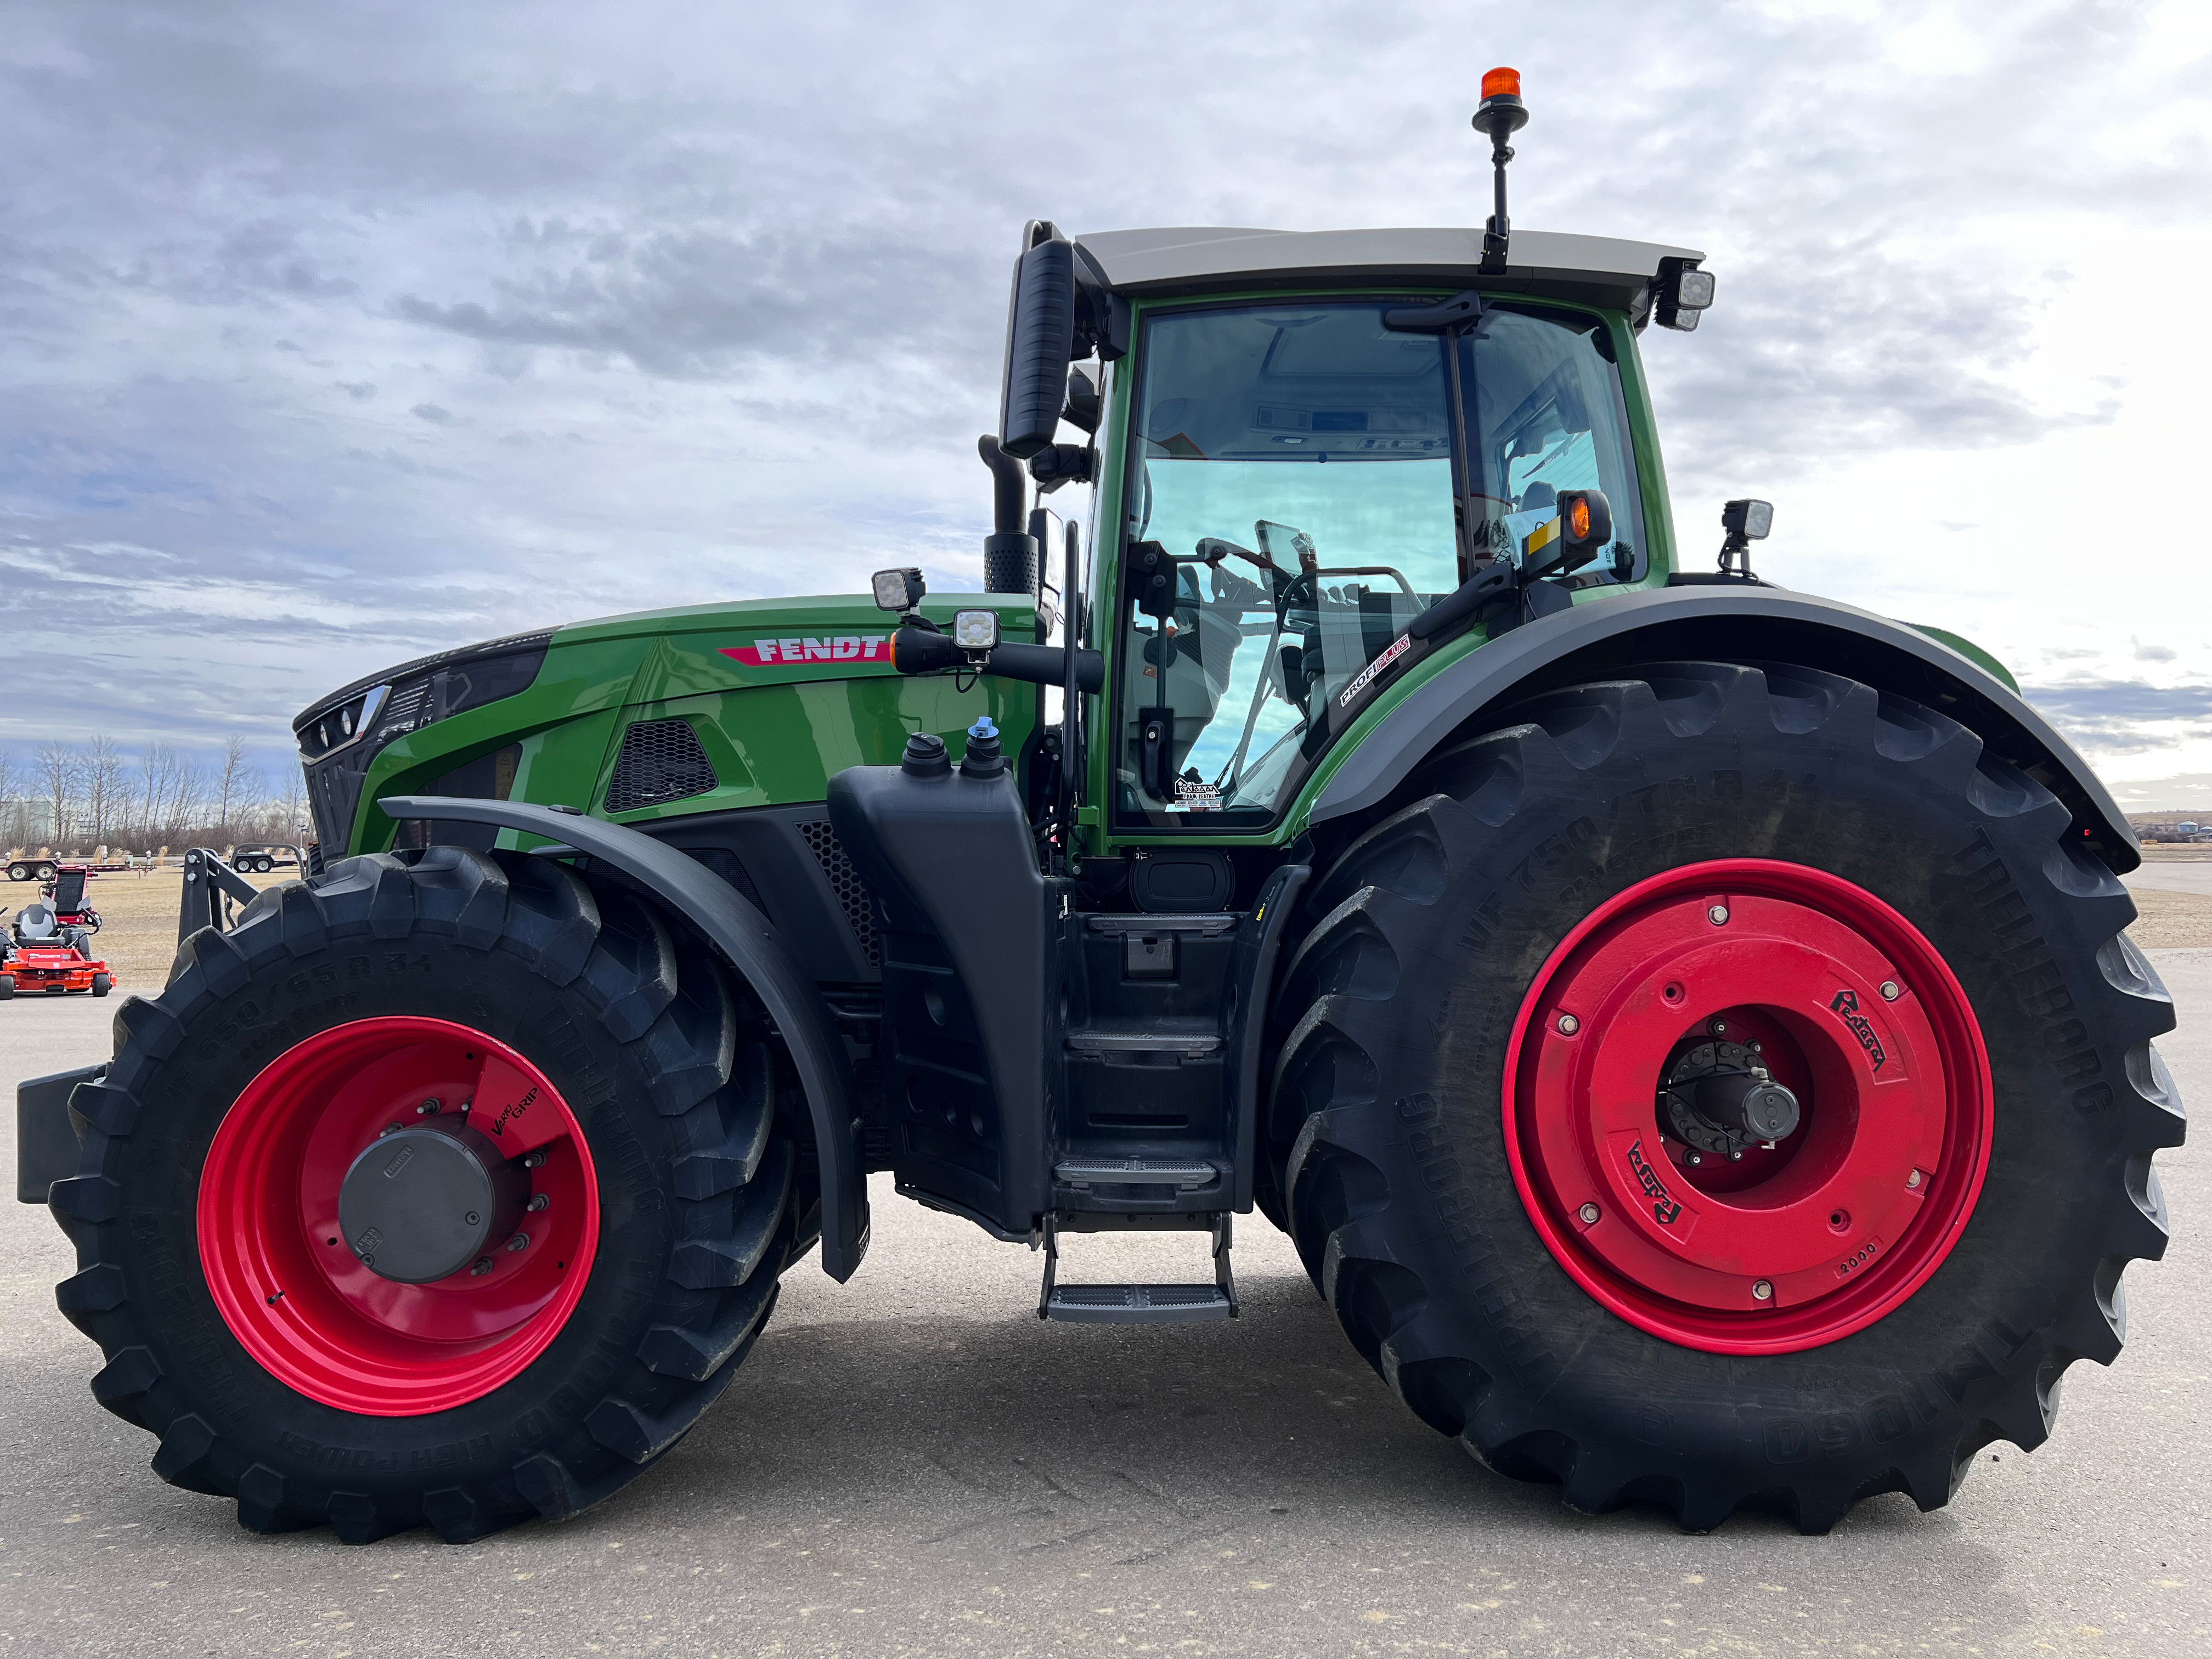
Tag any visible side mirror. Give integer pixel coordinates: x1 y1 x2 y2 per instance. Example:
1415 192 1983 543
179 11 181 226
998 226 1078 460
1063 366 1102 433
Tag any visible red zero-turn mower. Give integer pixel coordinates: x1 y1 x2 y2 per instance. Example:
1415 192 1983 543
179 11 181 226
1 868 116 999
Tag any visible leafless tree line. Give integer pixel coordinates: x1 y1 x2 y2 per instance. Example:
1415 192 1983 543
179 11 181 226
0 736 309 854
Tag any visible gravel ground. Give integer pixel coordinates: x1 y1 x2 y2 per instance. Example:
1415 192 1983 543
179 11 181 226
2 943 2204 1657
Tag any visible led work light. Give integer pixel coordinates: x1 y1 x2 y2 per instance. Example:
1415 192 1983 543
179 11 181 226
951 610 1001 651
872 568 926 612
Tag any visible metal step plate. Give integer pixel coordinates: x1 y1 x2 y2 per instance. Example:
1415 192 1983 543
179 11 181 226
1054 1158 1220 1190
1044 1283 1234 1324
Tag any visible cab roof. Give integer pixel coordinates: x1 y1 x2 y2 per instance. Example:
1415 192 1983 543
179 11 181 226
1073 227 1703 317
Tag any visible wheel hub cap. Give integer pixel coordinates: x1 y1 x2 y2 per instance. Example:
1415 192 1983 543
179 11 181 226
1503 859 1994 1355
337 1123 526 1285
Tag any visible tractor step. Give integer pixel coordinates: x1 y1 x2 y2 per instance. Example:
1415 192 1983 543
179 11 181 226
1037 1212 1237 1323
1043 1283 1233 1323
1054 1157 1220 1190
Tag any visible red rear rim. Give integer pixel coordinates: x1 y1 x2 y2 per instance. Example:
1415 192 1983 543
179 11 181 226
1503 859 1993 1354
198 1017 600 1414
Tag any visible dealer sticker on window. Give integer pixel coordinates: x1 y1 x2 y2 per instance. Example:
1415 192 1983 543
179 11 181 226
1336 633 1413 713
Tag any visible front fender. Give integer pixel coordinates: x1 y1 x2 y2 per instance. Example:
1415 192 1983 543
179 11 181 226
381 794 870 1280
1308 586 2138 874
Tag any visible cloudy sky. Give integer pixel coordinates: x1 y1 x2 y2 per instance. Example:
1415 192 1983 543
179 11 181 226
3 0 2209 805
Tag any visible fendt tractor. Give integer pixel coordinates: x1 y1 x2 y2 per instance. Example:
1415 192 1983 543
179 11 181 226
17 74 2182 1542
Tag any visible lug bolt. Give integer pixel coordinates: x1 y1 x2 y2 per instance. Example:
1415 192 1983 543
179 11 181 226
1686 1151 1704 1167
1708 905 1730 926
1728 1148 1743 1162
524 1150 548 1169
1556 1013 1580 1035
470 1257 493 1277
1708 1017 1728 1036
1578 1202 1601 1225
1879 980 1901 1002
528 1194 549 1212
381 1122 402 1136
417 1098 441 1116
1747 1040 1763 1053
1906 1168 1924 1190
1752 1279 1774 1301
506 1232 529 1252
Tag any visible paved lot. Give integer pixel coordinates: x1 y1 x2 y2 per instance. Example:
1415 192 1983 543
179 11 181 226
2129 860 2212 899
2 959 2205 1658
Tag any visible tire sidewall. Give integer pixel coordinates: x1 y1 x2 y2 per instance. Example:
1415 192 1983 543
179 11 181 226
1323 693 2137 1475
111 928 685 1495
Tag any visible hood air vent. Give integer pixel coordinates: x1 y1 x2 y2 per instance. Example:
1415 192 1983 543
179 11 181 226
605 719 718 814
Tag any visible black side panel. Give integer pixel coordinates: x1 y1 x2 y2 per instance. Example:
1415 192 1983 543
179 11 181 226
379 794 870 1280
827 765 1052 1237
642 806 879 984
1224 864 1308 1213
15 1063 101 1203
1310 586 2140 873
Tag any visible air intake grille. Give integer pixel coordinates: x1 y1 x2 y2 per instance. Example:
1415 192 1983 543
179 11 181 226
797 819 878 967
605 719 718 814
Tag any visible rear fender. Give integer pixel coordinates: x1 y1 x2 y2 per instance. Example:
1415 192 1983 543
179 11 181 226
381 794 869 1280
1309 586 2138 873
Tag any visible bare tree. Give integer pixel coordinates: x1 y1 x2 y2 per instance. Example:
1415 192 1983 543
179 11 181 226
84 736 129 846
215 735 256 842
35 740 79 850
134 742 182 844
278 764 311 843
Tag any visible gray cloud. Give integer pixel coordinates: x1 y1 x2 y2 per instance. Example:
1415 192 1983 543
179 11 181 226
2024 680 2212 755
2 0 2205 765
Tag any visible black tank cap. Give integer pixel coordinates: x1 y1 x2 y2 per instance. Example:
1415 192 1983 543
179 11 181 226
902 732 951 777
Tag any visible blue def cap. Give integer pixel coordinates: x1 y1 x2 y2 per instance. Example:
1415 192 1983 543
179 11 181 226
968 715 998 741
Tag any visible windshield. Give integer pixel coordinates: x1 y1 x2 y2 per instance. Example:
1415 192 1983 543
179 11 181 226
1113 297 1645 829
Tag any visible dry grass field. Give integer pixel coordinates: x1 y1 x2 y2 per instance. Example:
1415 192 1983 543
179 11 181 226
3 864 292 992
8 853 2209 1003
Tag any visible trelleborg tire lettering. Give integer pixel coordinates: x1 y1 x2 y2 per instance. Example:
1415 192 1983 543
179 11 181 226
1267 660 2182 1531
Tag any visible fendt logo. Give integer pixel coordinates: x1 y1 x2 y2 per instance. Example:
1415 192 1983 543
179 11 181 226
719 635 890 668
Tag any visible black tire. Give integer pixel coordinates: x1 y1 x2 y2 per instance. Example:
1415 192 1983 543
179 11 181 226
91 973 112 998
1270 662 2182 1532
37 861 58 879
49 847 800 1543
7 862 31 882
0 973 14 1000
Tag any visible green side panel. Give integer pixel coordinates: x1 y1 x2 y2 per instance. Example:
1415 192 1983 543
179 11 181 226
1909 624 2019 692
347 591 1040 853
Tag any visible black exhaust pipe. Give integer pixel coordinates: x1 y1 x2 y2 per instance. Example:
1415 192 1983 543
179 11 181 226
979 435 1036 594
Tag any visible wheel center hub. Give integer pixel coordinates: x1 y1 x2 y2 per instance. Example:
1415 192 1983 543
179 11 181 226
1662 1040 1802 1156
337 1124 525 1285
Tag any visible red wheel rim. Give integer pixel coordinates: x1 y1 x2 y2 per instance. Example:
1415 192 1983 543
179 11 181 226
198 1017 600 1414
1503 859 1993 1354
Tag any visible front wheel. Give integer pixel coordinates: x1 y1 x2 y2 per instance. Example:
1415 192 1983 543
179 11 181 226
7 862 31 882
90 973 112 997
50 848 799 1542
1272 661 2182 1531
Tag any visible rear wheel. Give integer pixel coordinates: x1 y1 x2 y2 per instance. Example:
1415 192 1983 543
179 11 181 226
50 848 799 1542
1272 662 2182 1531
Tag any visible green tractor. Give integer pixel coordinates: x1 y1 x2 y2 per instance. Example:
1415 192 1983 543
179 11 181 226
18 75 2180 1542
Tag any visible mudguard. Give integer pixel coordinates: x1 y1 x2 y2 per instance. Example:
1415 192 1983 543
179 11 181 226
381 794 870 1280
1310 586 2139 874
